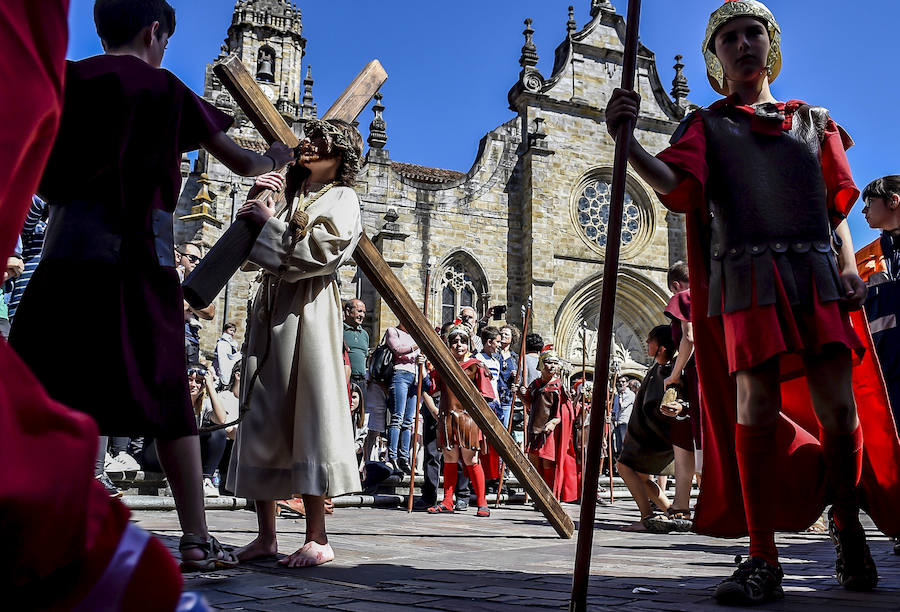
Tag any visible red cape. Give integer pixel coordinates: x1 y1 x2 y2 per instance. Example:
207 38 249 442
683 210 900 537
533 379 580 503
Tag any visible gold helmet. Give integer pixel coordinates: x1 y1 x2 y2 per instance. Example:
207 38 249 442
702 0 782 95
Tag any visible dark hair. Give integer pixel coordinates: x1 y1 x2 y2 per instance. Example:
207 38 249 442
227 359 242 391
862 175 900 204
481 326 500 342
94 0 176 48
667 261 689 289
525 333 544 353
647 324 676 355
224 321 237 332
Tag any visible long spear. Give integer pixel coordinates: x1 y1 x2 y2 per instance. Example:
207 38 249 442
407 262 433 512
579 324 587 497
570 0 642 609
605 368 614 504
496 297 532 508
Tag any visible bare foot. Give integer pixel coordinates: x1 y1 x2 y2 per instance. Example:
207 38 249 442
619 520 649 532
277 541 334 568
234 536 277 562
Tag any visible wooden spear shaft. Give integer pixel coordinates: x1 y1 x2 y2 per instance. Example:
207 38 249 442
570 0 642 608
580 326 587 494
407 265 432 512
496 298 531 508
606 370 614 504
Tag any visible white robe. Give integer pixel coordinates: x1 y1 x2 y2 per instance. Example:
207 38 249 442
228 185 362 499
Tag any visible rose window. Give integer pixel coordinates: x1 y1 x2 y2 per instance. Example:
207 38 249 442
576 180 641 249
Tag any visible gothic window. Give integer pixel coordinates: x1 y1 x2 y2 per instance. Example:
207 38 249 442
438 255 486 325
256 46 275 82
570 170 654 257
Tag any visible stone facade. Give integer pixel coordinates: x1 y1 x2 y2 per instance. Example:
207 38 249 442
176 0 693 379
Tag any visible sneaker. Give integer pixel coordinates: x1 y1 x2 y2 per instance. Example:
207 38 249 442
713 555 784 606
454 498 469 512
111 451 140 472
203 477 220 498
96 473 123 499
828 507 878 591
103 452 116 473
476 506 491 518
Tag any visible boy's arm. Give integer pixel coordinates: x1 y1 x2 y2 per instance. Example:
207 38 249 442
201 131 294 177
664 320 693 388
606 88 686 195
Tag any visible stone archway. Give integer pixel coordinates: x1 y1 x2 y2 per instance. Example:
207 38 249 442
555 269 669 381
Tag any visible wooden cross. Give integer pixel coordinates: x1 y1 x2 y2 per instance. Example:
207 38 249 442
213 55 574 539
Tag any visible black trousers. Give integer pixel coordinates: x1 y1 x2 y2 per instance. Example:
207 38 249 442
421 404 469 505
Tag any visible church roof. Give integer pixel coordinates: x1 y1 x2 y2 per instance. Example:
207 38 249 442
391 161 466 184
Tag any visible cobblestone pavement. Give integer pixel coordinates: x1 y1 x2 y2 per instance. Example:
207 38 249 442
134 502 900 611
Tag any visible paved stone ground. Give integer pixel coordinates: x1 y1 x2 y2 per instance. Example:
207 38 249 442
135 502 900 611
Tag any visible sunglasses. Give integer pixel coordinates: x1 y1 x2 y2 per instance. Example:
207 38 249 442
180 252 201 264
187 367 208 378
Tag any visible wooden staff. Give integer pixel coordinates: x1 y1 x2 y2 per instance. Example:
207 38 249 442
570 0 643 608
579 324 587 496
605 369 614 504
496 297 532 508
407 263 432 512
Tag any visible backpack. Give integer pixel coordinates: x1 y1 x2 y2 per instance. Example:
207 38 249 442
369 342 394 383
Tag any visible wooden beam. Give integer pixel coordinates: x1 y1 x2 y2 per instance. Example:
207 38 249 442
212 55 574 539
214 55 300 148
355 235 574 538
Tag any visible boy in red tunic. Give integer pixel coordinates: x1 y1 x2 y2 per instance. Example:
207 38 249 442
607 0 900 605
9 0 294 571
523 345 579 503
425 321 493 517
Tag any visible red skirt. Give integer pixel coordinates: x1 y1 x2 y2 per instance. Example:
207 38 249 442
722 263 863 374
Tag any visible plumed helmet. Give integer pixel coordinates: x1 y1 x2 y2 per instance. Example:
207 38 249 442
537 344 559 370
703 0 782 96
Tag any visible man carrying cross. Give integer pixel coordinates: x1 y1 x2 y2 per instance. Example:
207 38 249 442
228 122 364 568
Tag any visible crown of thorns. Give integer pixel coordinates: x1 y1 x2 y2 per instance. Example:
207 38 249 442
303 119 361 176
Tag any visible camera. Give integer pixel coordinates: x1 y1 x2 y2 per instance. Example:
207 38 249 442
491 304 508 320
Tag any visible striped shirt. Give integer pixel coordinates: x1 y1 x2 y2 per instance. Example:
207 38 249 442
9 196 47 321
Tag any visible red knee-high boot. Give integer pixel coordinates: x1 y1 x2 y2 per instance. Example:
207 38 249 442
440 461 458 510
735 423 779 565
467 462 488 508
821 426 863 530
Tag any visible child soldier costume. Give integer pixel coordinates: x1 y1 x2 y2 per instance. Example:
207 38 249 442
651 0 900 604
524 346 579 503
426 321 493 516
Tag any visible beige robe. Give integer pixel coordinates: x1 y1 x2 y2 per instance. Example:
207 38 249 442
228 185 362 500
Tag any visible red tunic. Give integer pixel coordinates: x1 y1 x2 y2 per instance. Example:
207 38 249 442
9 54 233 438
429 357 494 451
656 97 900 537
524 378 580 502
664 290 699 451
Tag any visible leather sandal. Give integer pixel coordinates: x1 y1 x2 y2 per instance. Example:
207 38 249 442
666 508 693 532
179 534 239 572
426 503 454 514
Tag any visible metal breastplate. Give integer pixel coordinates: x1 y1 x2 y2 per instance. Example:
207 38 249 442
702 105 842 315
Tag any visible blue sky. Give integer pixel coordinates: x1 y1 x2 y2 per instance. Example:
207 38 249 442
67 0 899 247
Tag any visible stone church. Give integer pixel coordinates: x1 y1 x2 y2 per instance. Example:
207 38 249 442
176 0 693 381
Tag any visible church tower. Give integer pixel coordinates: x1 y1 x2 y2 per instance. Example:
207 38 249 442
175 0 311 355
